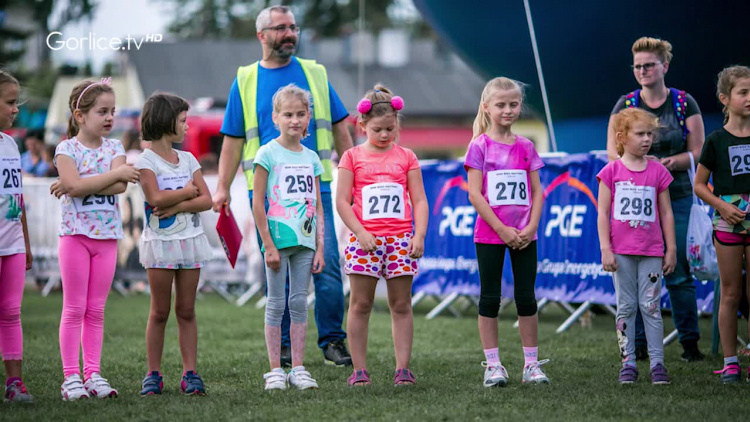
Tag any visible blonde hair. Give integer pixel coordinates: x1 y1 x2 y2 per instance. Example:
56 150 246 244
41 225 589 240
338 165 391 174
272 84 312 137
631 37 673 63
472 77 524 139
67 80 115 138
612 108 660 156
717 65 750 125
0 69 19 95
358 83 400 126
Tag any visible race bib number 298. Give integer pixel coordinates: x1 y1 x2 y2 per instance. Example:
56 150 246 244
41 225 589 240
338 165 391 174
614 184 656 222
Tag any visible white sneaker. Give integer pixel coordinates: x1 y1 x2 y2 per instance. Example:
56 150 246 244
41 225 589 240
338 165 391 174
84 372 118 398
264 368 287 391
287 366 319 390
522 359 551 384
61 374 90 401
482 361 509 387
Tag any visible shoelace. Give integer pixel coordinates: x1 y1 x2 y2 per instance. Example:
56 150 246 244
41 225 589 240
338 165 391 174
525 359 550 377
481 362 507 378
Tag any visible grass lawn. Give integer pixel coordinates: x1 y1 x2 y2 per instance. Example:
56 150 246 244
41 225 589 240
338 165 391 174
5 291 748 421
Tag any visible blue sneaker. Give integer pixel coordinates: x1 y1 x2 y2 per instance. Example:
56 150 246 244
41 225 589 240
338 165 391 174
181 371 206 395
141 371 163 395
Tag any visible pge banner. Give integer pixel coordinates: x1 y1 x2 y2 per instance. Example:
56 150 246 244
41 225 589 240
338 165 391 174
415 153 714 310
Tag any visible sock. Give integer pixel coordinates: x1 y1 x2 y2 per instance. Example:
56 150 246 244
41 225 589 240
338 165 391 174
724 356 739 367
484 348 500 364
523 347 538 366
5 377 21 387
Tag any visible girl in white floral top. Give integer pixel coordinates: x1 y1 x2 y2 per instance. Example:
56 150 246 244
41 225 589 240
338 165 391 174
50 78 140 401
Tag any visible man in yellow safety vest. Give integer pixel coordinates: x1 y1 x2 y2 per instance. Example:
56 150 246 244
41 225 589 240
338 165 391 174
212 5 354 367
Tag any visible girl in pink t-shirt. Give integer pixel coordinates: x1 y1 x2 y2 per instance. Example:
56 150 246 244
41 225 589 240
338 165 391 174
597 107 676 385
465 77 548 387
336 84 428 386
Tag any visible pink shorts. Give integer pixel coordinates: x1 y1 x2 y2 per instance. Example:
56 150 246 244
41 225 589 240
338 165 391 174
714 230 750 247
344 232 418 280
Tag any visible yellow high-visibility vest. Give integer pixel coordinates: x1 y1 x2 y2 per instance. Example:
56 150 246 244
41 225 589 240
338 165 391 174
237 58 334 190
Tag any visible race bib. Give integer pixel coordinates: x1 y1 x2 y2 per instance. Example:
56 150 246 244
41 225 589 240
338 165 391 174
729 144 750 176
157 173 190 191
279 164 315 200
72 174 117 212
487 170 529 206
614 183 656 222
0 157 22 195
362 182 405 220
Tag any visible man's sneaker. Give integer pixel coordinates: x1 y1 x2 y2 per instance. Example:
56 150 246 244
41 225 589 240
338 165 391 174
619 365 638 384
264 368 287 391
4 379 34 403
481 361 508 387
323 339 352 367
61 374 90 401
681 342 705 362
635 344 648 361
522 359 550 384
280 345 292 368
180 371 206 395
649 364 670 385
140 371 164 395
288 366 319 390
84 373 118 398
714 363 741 384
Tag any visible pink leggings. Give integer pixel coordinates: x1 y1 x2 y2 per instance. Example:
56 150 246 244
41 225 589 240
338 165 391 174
58 235 117 379
0 253 25 361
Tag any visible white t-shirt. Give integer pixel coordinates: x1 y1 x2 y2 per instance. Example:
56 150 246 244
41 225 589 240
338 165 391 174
0 132 25 256
135 149 204 242
54 137 126 239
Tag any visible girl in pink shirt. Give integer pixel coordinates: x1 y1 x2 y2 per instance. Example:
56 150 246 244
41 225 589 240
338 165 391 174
597 107 676 385
465 77 548 387
337 85 428 386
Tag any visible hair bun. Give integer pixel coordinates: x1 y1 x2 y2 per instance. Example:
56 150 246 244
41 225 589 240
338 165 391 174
391 96 404 111
357 98 372 114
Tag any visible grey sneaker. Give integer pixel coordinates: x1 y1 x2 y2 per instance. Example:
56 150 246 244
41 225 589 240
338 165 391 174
522 359 550 384
649 363 671 385
482 361 508 387
323 340 352 367
4 380 34 403
714 363 741 384
619 365 638 384
288 366 318 390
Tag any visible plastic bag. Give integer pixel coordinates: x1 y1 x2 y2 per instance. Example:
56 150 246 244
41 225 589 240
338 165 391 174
686 153 719 281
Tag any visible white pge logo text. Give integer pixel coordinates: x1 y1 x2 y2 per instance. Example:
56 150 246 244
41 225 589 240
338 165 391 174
544 205 586 237
439 206 475 237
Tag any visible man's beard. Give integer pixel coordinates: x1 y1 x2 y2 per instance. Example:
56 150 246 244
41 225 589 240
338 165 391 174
271 36 297 59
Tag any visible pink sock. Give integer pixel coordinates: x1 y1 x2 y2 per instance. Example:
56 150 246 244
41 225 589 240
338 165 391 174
58 236 117 379
0 253 26 362
523 347 538 366
484 348 500 364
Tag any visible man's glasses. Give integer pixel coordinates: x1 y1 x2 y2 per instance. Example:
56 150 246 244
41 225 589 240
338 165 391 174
631 62 661 71
263 24 301 34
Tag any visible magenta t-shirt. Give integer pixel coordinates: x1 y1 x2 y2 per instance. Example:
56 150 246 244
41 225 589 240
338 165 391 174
464 134 544 244
596 160 674 257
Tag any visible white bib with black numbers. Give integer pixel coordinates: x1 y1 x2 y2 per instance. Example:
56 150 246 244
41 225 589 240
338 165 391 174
279 164 315 200
729 144 750 176
72 174 118 212
362 182 404 220
614 183 656 222
487 169 529 206
0 157 22 195
157 173 190 191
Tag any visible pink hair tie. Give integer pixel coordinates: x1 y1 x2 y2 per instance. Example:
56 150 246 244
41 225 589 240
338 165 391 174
75 77 113 110
357 98 372 114
357 96 405 114
390 96 404 110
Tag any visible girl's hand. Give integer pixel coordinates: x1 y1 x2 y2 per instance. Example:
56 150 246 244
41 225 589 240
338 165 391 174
717 202 747 226
182 180 199 199
265 247 281 272
312 249 325 274
662 249 677 275
25 249 33 270
117 163 140 183
601 249 618 272
152 203 182 219
408 234 425 258
50 179 69 198
497 226 523 249
517 225 537 249
356 230 378 253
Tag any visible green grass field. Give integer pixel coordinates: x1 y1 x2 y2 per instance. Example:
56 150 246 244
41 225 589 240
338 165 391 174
5 291 748 421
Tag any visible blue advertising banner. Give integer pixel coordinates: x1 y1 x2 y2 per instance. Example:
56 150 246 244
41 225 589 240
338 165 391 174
415 153 714 311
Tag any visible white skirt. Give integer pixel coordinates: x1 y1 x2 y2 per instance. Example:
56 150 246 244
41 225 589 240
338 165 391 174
139 233 214 268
